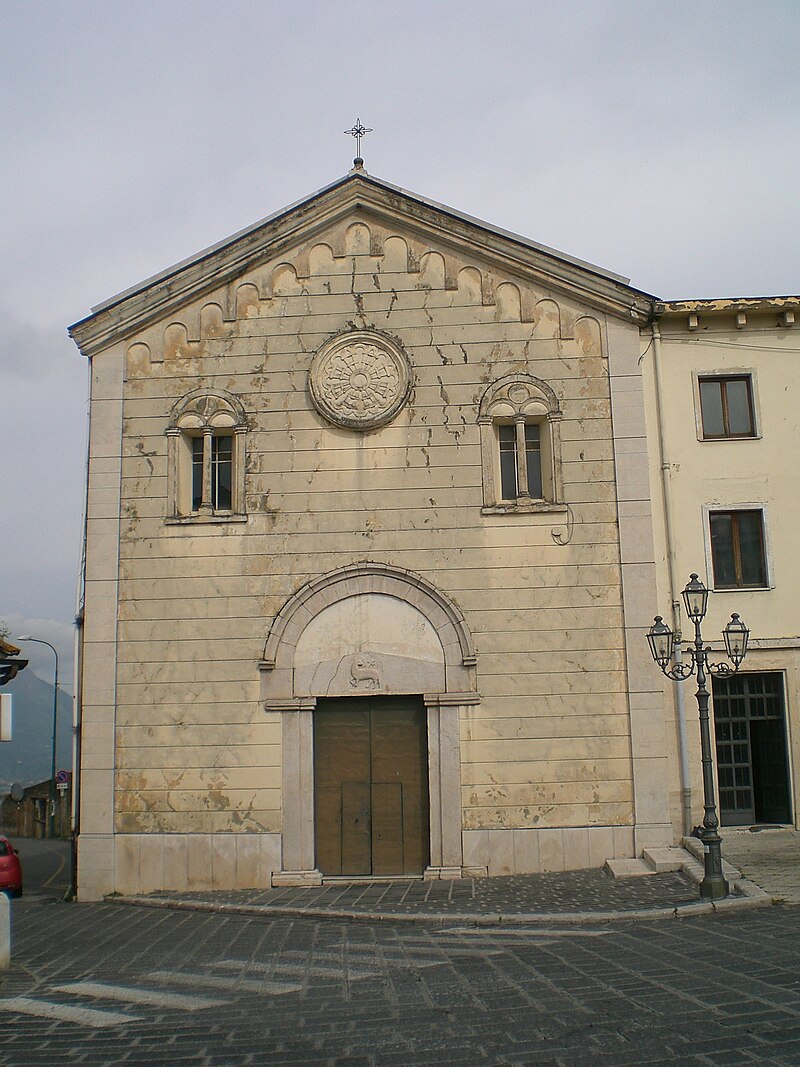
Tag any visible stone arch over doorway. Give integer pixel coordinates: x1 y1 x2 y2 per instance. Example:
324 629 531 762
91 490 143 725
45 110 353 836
259 562 479 886
261 561 476 699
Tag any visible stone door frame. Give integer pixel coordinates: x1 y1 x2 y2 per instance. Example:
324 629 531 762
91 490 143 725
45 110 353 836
259 562 479 885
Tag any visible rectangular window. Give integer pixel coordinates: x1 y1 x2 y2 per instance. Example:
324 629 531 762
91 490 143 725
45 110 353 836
524 423 542 498
498 423 545 501
191 434 233 511
212 435 233 511
191 437 204 511
709 510 767 588
498 425 518 499
699 376 755 439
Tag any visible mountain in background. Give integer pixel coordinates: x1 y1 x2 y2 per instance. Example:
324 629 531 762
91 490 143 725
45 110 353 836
0 668 72 792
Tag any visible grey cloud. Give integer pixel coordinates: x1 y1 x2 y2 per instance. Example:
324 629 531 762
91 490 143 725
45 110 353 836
1 0 797 640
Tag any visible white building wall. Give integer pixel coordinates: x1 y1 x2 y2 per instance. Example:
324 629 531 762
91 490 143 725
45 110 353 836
643 301 800 834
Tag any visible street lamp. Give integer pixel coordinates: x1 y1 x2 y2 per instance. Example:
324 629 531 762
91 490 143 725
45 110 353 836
647 574 750 900
17 636 59 840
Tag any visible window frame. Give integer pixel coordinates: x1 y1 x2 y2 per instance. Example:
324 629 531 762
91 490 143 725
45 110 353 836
693 370 760 442
478 374 565 515
703 504 771 591
166 389 247 524
190 430 235 512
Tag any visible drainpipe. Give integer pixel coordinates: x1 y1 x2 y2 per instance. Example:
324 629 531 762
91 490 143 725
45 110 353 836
70 355 92 899
650 319 693 836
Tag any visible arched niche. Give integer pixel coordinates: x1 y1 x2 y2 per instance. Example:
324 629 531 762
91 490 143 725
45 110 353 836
293 595 445 697
164 322 190 360
494 282 522 322
261 561 476 699
200 302 227 338
533 298 561 338
574 315 603 355
419 250 446 289
345 222 371 254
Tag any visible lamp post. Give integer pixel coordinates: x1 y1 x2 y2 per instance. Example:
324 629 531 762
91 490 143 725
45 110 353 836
647 574 750 900
18 636 59 839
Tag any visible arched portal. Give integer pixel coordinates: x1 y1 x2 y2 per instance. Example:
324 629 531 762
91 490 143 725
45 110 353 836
259 562 479 885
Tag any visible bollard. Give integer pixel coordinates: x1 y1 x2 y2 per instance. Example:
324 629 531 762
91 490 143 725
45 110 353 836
0 892 9 969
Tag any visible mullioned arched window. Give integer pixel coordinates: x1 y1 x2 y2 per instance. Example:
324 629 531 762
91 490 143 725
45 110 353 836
166 389 247 523
478 374 564 513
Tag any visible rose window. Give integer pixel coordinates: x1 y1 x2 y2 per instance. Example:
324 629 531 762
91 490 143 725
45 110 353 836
309 330 412 430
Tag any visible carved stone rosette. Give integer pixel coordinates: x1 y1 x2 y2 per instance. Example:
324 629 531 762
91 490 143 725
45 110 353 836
308 329 412 430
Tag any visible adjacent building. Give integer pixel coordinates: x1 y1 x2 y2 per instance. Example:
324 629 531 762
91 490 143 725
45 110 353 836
642 298 800 835
68 168 799 899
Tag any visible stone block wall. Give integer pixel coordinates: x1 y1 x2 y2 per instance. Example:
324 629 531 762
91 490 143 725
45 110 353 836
76 203 670 894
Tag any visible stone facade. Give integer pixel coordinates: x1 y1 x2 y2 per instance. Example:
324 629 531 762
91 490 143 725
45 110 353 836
70 170 674 899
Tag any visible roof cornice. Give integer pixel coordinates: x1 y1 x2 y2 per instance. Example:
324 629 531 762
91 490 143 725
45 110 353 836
657 296 800 315
69 171 656 357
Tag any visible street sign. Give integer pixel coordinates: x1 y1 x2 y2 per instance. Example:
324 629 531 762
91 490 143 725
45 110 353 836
55 770 71 784
56 782 69 795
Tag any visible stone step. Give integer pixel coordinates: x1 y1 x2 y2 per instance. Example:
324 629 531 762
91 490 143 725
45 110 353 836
604 858 655 879
606 847 693 880
682 836 744 881
642 847 687 873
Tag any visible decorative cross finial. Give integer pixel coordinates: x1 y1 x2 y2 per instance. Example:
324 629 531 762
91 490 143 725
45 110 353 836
344 117 372 168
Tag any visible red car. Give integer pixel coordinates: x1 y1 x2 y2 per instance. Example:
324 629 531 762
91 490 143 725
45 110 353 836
0 835 22 897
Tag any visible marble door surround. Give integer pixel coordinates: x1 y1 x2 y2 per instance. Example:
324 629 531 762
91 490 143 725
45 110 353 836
259 562 479 885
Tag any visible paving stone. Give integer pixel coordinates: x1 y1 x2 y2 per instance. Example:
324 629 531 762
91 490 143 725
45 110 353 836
3 899 800 1065
719 828 800 904
131 867 708 919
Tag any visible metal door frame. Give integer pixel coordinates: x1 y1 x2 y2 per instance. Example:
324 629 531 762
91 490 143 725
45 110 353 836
713 670 792 826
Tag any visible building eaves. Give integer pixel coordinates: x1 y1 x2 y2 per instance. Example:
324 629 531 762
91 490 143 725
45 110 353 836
658 296 800 315
82 172 354 319
69 168 657 355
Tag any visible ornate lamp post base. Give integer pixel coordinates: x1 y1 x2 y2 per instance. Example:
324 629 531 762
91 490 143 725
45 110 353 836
700 877 730 901
699 828 729 900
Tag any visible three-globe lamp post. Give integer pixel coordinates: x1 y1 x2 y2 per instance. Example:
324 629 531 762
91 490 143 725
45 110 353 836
647 574 750 900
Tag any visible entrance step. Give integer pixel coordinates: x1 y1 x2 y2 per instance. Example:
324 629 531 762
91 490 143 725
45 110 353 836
682 836 744 881
604 858 655 879
642 847 687 873
606 847 692 880
272 869 323 887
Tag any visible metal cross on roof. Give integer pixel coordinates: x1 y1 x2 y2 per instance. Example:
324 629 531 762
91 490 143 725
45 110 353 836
344 117 372 165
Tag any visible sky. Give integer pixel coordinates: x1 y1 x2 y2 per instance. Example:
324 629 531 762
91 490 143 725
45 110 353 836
1 0 798 686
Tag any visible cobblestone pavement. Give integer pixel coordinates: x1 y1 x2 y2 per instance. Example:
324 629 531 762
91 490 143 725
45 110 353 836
2 899 800 1066
721 828 800 904
138 868 709 921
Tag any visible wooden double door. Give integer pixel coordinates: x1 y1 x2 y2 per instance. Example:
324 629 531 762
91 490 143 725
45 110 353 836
314 697 430 876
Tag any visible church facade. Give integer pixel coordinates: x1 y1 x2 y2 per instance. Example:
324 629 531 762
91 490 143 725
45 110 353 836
70 169 755 898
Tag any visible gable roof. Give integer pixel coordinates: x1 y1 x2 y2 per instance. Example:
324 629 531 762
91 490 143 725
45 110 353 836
69 168 656 357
